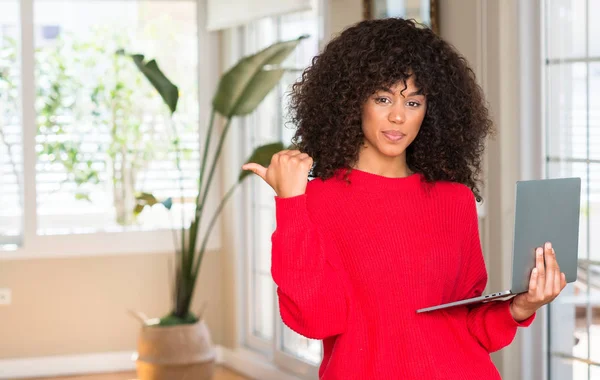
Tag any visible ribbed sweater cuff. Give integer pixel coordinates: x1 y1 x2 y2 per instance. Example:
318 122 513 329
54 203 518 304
500 300 536 328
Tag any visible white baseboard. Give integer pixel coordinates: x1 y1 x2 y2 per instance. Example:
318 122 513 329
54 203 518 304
0 346 301 380
0 351 138 379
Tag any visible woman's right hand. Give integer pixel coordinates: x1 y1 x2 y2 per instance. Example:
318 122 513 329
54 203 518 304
241 149 313 198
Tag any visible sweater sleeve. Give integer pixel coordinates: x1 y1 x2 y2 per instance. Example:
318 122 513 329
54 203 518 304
460 192 535 353
270 194 350 340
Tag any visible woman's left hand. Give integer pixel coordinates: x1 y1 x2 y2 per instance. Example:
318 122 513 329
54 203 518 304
510 242 568 322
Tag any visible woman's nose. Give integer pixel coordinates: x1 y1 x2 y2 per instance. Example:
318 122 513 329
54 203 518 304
388 105 405 124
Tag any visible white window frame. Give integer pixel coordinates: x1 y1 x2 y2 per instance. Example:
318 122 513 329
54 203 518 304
237 3 325 379
240 17 279 356
1 0 221 259
538 0 600 379
517 1 547 380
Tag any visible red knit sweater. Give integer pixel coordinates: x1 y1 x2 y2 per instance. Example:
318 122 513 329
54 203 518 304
271 169 535 379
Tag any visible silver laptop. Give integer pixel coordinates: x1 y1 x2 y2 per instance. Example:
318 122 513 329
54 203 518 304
417 177 581 313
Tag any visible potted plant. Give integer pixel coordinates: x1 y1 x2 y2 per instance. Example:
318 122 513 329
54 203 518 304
125 36 306 380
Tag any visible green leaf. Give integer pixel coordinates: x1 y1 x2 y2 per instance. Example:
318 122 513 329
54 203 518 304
182 148 193 160
119 51 179 114
212 36 307 117
239 142 285 182
161 197 173 210
232 69 285 116
266 35 309 65
135 192 159 206
75 193 91 202
133 203 145 215
134 194 172 214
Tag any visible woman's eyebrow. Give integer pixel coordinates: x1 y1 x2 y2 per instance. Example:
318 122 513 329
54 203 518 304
376 86 423 97
375 86 395 95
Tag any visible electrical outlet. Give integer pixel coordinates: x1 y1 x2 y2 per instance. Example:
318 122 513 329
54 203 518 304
0 288 12 305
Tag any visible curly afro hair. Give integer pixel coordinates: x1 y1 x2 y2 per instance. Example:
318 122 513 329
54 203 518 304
288 18 494 201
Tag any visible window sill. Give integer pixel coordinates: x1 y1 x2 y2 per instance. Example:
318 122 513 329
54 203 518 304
219 346 306 380
0 228 221 260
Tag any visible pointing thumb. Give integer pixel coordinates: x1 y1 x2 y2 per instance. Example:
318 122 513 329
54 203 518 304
241 163 268 181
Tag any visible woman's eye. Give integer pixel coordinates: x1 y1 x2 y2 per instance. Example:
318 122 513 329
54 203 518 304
375 97 391 104
407 101 421 107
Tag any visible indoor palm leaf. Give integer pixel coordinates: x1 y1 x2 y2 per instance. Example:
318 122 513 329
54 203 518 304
126 36 305 325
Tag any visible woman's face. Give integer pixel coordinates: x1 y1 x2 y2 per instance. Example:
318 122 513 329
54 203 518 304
360 77 427 163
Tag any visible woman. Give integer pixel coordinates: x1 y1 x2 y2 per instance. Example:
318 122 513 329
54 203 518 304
242 18 566 379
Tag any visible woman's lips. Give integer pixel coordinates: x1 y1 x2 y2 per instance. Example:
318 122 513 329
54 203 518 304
382 131 406 142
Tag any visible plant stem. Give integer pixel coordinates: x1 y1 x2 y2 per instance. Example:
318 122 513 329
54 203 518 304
167 210 180 265
198 109 216 201
188 109 216 261
191 182 238 282
167 116 186 268
183 117 232 316
193 117 232 241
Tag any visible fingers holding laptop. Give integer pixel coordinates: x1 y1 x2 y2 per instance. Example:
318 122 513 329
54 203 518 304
536 242 566 296
510 242 567 322
546 243 566 295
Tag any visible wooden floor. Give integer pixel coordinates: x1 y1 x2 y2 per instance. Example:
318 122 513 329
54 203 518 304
30 366 251 380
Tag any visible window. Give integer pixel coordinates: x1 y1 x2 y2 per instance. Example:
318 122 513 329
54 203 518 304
33 0 199 234
545 0 600 379
1 0 205 255
241 2 323 377
0 0 22 247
